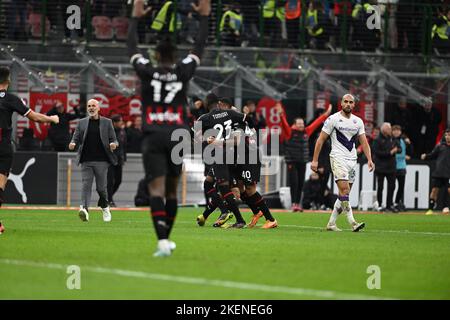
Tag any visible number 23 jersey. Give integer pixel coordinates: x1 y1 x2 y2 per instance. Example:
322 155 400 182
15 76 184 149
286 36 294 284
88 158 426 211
130 52 200 132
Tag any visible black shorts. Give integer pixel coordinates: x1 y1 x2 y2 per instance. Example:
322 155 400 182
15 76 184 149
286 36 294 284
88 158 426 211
432 177 450 189
0 141 13 176
237 163 261 185
141 131 183 182
207 164 238 185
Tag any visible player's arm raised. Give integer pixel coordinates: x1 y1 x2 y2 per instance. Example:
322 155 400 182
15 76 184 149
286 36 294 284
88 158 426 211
190 0 211 60
311 131 329 172
358 133 375 172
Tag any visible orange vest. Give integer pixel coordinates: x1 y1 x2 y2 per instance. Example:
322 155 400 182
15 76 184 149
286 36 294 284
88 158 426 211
285 0 301 20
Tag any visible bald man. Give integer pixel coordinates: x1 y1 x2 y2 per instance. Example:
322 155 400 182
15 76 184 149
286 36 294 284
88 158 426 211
312 94 374 231
69 99 119 222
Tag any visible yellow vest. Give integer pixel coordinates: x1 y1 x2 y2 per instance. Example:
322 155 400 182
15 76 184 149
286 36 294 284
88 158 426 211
151 1 182 33
220 10 243 32
432 15 449 40
263 0 285 21
306 9 323 36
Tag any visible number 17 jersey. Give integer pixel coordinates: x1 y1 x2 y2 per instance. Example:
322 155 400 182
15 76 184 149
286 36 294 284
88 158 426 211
130 52 200 132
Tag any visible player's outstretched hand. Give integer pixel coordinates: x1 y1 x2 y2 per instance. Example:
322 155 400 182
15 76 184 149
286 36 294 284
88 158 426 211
191 0 211 16
50 115 59 124
368 160 375 172
68 142 76 151
132 0 152 18
420 153 426 160
310 161 318 173
110 143 118 151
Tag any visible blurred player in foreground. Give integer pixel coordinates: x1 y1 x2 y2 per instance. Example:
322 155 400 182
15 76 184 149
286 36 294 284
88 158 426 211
0 66 59 234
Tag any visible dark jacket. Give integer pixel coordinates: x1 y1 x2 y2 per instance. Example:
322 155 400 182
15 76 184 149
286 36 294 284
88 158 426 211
126 127 143 153
71 116 118 166
113 127 127 165
424 143 450 178
46 107 81 145
372 133 401 174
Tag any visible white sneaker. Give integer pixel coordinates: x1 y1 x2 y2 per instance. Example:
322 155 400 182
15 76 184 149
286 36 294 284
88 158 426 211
352 222 365 232
153 239 171 257
326 224 342 232
101 206 112 222
169 240 176 251
443 207 449 214
79 206 89 222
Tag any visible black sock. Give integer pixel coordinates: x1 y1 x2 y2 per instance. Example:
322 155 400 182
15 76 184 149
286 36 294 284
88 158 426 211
248 192 275 222
241 192 260 215
218 185 245 223
165 198 177 238
429 199 436 210
0 188 4 207
149 197 168 240
203 180 227 219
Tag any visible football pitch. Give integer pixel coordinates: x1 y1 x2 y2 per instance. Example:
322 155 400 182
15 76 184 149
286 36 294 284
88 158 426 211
0 208 449 300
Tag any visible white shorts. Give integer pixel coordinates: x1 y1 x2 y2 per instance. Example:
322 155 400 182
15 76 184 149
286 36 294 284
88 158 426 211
330 156 357 184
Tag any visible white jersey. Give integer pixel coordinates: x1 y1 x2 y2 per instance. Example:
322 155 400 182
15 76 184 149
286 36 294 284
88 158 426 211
322 111 365 160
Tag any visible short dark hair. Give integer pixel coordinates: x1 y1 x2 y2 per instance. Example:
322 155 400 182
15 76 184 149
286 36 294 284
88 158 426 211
0 66 10 84
246 100 256 106
155 38 176 64
111 114 123 122
205 93 219 110
445 128 450 134
392 125 402 131
219 97 233 106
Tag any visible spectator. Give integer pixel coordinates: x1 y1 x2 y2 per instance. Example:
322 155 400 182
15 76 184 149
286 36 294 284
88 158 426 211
416 101 442 156
6 0 27 41
219 2 243 46
396 0 421 53
276 102 332 212
69 99 118 222
126 115 143 153
241 0 261 46
302 171 338 210
18 128 40 151
178 0 199 44
372 122 401 213
333 0 352 48
306 1 332 50
392 125 413 212
190 97 207 121
150 1 182 40
107 114 127 207
421 128 450 215
46 101 82 151
351 1 380 51
262 0 286 47
285 0 302 48
386 96 414 140
431 7 450 54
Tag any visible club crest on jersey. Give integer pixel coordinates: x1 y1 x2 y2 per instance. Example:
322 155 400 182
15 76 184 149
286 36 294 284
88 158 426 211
0 92 5 98
145 106 184 125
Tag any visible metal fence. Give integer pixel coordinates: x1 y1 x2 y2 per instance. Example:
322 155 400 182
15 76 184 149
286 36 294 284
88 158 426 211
0 1 449 59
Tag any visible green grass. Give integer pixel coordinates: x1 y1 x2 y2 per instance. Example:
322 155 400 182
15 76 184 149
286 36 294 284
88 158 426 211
1 208 450 300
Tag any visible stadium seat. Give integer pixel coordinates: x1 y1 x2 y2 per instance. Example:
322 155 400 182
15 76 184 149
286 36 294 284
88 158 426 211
92 16 114 40
28 13 50 38
112 17 129 41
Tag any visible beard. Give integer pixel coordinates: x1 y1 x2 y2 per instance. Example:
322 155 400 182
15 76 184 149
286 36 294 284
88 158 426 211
342 107 352 114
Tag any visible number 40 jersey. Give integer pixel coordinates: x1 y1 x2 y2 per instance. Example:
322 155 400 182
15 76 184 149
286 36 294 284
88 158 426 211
130 52 200 132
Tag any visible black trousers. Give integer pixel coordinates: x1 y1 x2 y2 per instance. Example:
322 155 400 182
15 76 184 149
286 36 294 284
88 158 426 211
107 164 123 202
394 170 406 204
376 172 396 208
287 162 306 204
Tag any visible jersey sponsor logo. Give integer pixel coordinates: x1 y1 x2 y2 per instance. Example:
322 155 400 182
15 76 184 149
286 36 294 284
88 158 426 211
145 106 184 125
0 92 5 98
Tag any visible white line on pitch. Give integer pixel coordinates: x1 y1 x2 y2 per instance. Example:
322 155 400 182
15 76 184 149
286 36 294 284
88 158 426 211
0 258 395 300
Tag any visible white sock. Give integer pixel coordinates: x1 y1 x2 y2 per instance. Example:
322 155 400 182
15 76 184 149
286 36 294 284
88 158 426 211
158 239 170 250
346 205 356 226
328 199 341 225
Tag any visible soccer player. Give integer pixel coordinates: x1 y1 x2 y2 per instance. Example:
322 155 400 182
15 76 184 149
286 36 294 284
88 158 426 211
311 94 374 232
127 0 211 256
196 94 233 228
194 97 248 228
0 66 59 234
233 121 278 229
